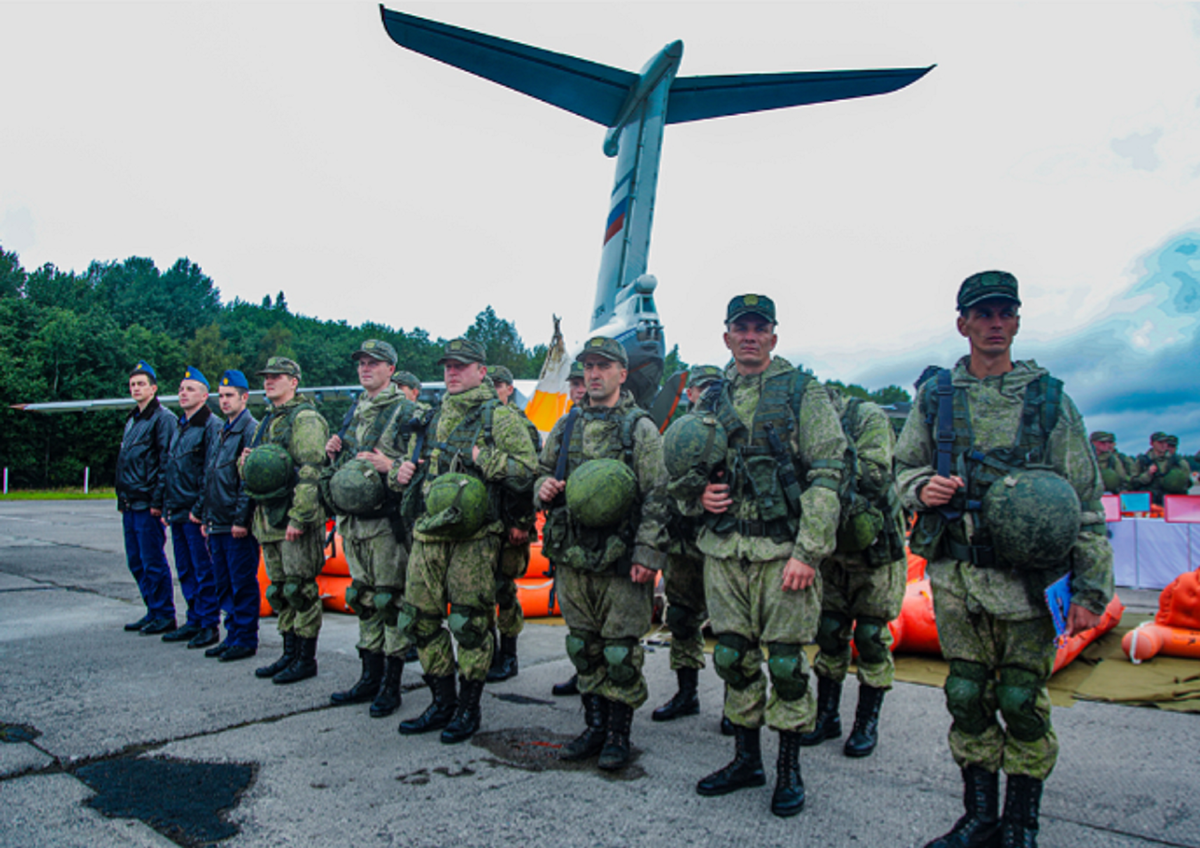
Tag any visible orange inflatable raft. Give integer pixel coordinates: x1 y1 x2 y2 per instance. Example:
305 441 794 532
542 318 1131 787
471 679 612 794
257 520 350 616
1122 569 1200 662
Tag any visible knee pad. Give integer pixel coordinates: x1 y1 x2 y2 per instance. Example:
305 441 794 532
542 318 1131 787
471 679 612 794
766 642 809 702
665 604 700 642
397 602 442 648
996 667 1050 743
602 637 640 688
816 611 851 657
945 660 994 736
343 579 376 621
447 603 489 650
369 586 403 628
265 581 289 613
713 633 761 691
282 577 319 613
853 617 890 666
565 631 603 676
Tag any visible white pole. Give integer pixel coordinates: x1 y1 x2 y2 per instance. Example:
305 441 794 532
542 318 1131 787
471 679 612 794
3 467 7 495
84 466 90 495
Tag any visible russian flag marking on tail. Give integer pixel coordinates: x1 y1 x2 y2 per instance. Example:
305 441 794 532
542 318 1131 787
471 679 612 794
603 196 628 245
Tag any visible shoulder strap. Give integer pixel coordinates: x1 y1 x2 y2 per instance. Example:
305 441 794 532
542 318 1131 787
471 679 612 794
620 407 649 467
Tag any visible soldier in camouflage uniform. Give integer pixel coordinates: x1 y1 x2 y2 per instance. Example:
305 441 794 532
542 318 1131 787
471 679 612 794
1090 431 1132 495
391 370 422 402
1131 433 1193 505
896 271 1113 848
800 386 906 759
681 295 846 819
536 337 669 771
551 359 590 699
486 365 542 682
242 357 331 685
393 339 538 744
324 340 421 717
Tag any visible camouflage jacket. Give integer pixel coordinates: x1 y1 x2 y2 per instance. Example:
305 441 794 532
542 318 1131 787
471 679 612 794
1130 450 1193 496
535 390 670 571
895 358 1113 619
1093 448 1133 494
678 356 846 566
246 395 330 542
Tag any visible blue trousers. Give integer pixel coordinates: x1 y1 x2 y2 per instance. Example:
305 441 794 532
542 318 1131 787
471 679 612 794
208 532 261 648
122 509 174 619
170 521 219 628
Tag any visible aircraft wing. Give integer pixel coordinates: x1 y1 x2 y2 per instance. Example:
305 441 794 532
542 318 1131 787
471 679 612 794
379 5 637 126
665 66 934 124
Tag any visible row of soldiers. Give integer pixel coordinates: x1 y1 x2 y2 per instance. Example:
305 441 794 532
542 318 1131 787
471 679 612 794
115 271 1112 845
1090 430 1196 503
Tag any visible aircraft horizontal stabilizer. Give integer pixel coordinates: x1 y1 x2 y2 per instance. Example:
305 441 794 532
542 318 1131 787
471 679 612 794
666 66 935 124
379 6 637 125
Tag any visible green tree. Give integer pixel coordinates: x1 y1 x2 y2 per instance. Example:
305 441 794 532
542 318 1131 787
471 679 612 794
869 385 911 405
466 306 538 377
187 323 241 382
0 245 26 298
661 343 690 386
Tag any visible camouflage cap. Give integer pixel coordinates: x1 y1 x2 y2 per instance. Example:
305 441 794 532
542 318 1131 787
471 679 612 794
568 361 585 379
391 370 421 390
256 356 302 378
181 366 210 389
1150 431 1170 443
351 339 398 366
489 365 515 385
1089 431 1116 443
957 270 1021 311
726 294 776 325
687 364 723 389
1165 434 1179 447
438 337 486 365
576 336 628 367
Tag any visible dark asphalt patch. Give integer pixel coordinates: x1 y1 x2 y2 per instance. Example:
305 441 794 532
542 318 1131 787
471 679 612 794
0 722 41 743
471 727 646 781
74 755 255 847
490 692 554 706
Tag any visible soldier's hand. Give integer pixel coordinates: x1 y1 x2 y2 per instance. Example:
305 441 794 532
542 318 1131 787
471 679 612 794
919 474 965 507
508 527 529 546
1148 464 1158 476
357 449 394 473
150 508 162 519
472 444 482 464
231 525 248 539
200 524 208 539
325 434 343 458
188 512 202 525
1066 603 1101 637
240 448 251 464
285 524 305 542
701 472 731 514
539 478 566 504
781 557 816 592
395 460 419 486
630 564 656 584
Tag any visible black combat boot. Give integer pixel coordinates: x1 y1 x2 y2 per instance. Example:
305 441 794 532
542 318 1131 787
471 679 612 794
330 649 384 705
161 622 201 643
923 765 1001 848
486 635 519 682
273 634 318 684
205 641 230 659
771 730 806 817
255 631 297 679
552 673 579 696
398 674 458 735
696 724 767 796
441 677 485 744
369 656 405 718
124 613 152 632
720 715 735 736
1000 774 1043 848
798 675 843 746
652 667 700 722
559 693 608 761
843 684 885 758
187 626 220 649
597 700 634 771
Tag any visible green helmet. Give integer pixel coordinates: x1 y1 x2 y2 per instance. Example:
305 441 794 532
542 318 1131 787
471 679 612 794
662 414 728 481
1161 463 1192 495
242 444 294 500
982 469 1080 569
329 458 386 515
566 458 637 528
418 473 489 539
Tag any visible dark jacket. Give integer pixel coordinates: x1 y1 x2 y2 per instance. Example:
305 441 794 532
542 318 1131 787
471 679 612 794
203 408 258 534
115 397 176 512
164 404 221 524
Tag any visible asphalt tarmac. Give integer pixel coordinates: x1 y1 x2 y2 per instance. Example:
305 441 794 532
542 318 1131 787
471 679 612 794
0 500 1195 848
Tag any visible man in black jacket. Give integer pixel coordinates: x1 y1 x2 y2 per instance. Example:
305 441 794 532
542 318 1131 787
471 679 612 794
117 360 178 635
162 367 222 648
201 370 261 662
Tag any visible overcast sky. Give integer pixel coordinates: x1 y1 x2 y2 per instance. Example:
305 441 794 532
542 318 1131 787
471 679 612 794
3 1 1199 449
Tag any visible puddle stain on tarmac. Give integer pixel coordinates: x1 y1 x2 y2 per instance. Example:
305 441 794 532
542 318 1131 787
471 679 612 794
0 722 42 743
470 728 646 781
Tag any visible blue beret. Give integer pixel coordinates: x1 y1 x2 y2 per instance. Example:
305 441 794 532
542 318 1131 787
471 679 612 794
130 360 157 381
181 366 210 389
220 370 249 390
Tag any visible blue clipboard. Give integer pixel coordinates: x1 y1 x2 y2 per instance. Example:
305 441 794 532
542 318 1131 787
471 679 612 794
1045 572 1072 647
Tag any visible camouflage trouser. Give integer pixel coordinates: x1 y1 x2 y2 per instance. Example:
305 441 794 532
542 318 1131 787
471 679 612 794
494 539 528 638
664 551 707 671
342 518 411 658
557 564 653 709
261 524 325 638
405 534 501 682
814 555 906 689
705 554 821 733
932 586 1060 781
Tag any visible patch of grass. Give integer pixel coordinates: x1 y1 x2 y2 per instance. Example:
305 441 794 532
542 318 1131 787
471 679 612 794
0 488 116 501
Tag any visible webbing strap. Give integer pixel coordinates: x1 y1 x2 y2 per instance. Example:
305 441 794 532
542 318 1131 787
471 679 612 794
934 369 961 521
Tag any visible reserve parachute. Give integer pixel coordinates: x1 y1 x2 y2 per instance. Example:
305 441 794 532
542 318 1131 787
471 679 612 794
416 472 489 539
329 458 387 516
981 469 1081 569
565 458 637 528
242 444 294 500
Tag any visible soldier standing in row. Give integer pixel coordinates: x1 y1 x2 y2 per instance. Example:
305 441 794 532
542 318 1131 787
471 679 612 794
325 340 422 717
897 271 1112 848
201 370 260 662
117 360 178 636
537 337 669 771
392 370 423 402
161 367 222 649
1131 433 1192 505
1090 431 1133 495
242 357 330 685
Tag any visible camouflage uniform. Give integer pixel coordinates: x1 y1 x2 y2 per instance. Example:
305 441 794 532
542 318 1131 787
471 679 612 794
1131 439 1193 505
663 514 708 672
495 404 541 641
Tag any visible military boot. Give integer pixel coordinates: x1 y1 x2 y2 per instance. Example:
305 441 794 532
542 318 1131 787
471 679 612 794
398 674 457 735
330 649 384 705
1000 775 1043 848
254 631 297 679
696 724 767 796
652 667 699 722
923 765 1001 848
597 700 634 771
771 730 806 817
798 675 842 746
369 656 405 718
273 634 318 684
552 673 579 696
559 693 608 761
441 677 485 744
124 613 152 632
843 684 885 758
486 635 519 682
